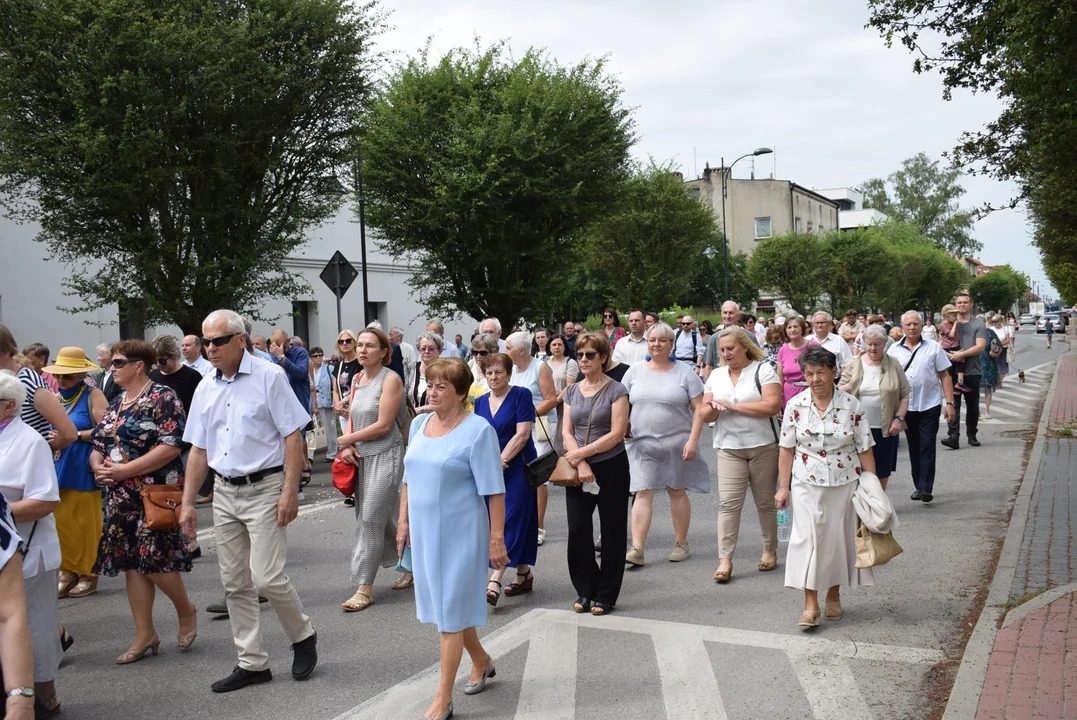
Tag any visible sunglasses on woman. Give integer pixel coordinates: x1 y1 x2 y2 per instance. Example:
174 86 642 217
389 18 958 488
110 358 136 369
576 351 598 360
471 349 490 357
337 338 354 345
603 314 613 318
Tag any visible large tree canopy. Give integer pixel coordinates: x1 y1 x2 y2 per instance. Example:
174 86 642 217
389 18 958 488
362 42 635 331
969 264 1030 314
0 0 379 335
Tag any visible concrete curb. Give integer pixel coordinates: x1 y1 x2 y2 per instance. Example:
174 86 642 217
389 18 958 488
1000 582 1077 630
942 349 1071 719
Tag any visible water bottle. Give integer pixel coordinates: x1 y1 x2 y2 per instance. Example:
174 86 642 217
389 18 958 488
776 505 792 543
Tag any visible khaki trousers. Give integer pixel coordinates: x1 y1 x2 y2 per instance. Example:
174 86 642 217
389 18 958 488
213 472 314 671
716 444 779 558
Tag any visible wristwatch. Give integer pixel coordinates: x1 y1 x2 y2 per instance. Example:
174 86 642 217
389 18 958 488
945 401 955 406
7 687 34 699
894 415 905 422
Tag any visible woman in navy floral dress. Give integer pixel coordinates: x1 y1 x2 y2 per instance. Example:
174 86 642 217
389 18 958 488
89 340 197 664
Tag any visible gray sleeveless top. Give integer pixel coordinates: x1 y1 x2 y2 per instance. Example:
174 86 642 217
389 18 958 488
349 366 405 455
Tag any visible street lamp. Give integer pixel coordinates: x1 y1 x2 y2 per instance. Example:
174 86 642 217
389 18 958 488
720 147 772 300
324 154 372 328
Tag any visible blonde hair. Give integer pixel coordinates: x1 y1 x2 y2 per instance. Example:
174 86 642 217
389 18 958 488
716 326 765 364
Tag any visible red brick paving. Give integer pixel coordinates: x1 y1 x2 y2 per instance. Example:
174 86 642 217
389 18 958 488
1048 353 1077 428
975 591 1077 719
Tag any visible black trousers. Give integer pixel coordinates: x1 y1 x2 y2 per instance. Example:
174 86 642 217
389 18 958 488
946 369 980 438
565 451 630 606
904 404 941 494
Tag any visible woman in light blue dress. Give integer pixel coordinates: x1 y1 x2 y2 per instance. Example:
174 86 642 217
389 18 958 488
398 358 508 720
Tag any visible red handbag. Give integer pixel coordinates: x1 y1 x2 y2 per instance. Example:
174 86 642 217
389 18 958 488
332 378 358 497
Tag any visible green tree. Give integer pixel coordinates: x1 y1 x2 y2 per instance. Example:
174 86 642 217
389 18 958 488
969 265 1029 313
746 233 828 316
362 42 635 332
860 152 979 257
582 162 715 312
869 220 966 315
818 228 897 314
681 237 758 311
0 0 378 334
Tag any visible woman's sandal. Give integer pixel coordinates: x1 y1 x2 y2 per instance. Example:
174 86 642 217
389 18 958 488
502 569 533 597
824 601 843 621
57 571 79 599
342 590 374 612
713 563 733 583
797 610 821 629
60 626 74 653
486 580 502 607
758 555 777 572
392 572 414 590
573 597 591 613
68 576 98 597
590 601 613 616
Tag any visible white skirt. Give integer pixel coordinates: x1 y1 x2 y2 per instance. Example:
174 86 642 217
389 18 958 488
784 480 874 591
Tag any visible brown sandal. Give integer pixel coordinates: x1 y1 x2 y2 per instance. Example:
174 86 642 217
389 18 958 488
758 555 777 572
713 563 733 583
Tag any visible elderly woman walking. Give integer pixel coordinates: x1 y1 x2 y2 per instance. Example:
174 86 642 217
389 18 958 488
776 316 811 410
621 322 709 567
0 371 63 714
398 358 508 720
337 327 407 611
776 346 877 629
840 325 911 491
702 326 782 582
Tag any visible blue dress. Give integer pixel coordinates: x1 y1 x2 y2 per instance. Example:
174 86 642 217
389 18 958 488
474 386 538 569
404 413 505 632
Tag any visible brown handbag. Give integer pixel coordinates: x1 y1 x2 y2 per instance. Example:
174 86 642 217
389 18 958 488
113 439 183 531
550 381 613 488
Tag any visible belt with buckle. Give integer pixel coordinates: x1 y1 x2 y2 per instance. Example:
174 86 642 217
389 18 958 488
220 465 284 486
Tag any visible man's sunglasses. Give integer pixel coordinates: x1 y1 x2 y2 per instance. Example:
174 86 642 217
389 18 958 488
576 351 598 360
110 358 137 369
471 349 490 357
201 334 238 347
679 322 692 326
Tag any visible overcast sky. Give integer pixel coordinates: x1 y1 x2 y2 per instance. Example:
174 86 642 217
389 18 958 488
376 0 1056 300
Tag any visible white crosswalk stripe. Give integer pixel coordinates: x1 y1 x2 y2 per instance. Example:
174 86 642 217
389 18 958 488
335 609 943 720
967 362 1054 425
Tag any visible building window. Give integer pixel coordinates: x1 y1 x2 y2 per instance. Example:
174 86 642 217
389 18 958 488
117 298 146 341
794 217 802 233
754 217 772 239
292 301 313 345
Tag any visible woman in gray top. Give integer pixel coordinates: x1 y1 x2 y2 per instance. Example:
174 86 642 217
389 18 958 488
561 332 630 616
621 322 709 568
337 327 407 612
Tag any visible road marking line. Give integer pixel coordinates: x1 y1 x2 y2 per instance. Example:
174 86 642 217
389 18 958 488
652 628 726 720
789 651 873 720
516 617 577 720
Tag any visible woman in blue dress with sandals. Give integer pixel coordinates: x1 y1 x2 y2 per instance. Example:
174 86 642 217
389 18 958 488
397 358 508 720
473 353 537 607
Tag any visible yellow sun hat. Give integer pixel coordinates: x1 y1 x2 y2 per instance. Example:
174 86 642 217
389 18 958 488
41 346 101 375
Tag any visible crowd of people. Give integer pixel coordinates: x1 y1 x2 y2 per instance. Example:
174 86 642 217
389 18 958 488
0 291 1025 720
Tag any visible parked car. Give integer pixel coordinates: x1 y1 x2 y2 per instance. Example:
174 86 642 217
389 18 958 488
1037 313 1066 334
1019 313 1035 326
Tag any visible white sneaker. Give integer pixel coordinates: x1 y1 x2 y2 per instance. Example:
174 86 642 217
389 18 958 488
297 491 306 502
537 528 546 546
708 422 715 428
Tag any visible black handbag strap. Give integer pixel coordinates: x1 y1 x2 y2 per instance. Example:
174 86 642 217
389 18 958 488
22 520 37 551
900 340 923 372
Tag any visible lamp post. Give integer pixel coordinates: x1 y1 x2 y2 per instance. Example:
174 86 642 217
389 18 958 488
720 147 773 300
703 245 718 311
325 152 372 328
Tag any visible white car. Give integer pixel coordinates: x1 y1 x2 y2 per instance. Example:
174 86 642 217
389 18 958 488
1037 314 1066 333
1019 313 1035 326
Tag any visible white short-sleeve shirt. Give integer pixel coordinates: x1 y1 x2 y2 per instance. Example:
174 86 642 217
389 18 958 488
886 338 951 412
0 418 61 576
183 352 311 478
612 334 648 367
811 333 853 369
778 389 874 487
703 360 780 449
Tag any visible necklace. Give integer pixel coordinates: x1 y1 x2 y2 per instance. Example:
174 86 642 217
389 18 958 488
583 377 608 388
430 410 466 437
59 384 87 413
120 380 152 408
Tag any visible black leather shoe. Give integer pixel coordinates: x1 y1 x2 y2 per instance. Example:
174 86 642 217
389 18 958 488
941 435 959 450
211 666 272 693
206 596 269 615
292 631 318 680
921 493 934 503
910 490 922 501
968 435 981 447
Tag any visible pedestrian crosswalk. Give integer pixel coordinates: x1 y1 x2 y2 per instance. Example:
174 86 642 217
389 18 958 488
975 362 1054 425
335 609 943 720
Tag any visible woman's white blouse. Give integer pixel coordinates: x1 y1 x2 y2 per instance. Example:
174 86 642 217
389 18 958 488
0 418 61 577
703 360 780 449
779 388 875 487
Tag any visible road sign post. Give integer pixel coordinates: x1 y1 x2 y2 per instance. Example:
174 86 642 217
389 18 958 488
319 250 359 333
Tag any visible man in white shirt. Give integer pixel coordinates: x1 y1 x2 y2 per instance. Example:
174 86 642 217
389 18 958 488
612 308 648 367
181 335 213 376
180 309 317 693
480 317 509 353
672 315 703 371
810 312 853 370
888 310 955 503
389 326 416 393
425 320 460 358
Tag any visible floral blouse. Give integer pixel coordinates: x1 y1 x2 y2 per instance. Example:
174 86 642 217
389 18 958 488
778 388 874 487
91 384 186 485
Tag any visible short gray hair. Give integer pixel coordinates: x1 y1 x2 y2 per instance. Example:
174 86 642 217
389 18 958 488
471 332 499 353
812 311 832 323
861 325 889 345
389 326 404 341
646 321 675 342
721 300 740 313
481 317 502 334
505 331 532 352
96 342 112 354
901 310 922 324
204 309 245 335
0 370 26 407
426 320 445 335
416 331 444 352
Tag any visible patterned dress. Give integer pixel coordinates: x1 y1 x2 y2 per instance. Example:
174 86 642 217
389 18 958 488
90 384 191 576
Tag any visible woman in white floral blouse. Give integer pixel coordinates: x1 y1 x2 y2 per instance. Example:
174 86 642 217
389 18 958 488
774 345 877 630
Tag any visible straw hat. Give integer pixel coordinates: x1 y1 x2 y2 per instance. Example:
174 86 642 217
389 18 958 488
940 304 958 316
42 347 101 375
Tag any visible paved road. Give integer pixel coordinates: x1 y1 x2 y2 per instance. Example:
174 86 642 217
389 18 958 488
52 333 1064 720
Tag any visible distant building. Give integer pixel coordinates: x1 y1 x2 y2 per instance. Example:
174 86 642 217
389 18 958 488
685 168 840 257
963 257 993 278
814 188 889 230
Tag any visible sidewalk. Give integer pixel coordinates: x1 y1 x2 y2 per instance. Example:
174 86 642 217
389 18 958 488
944 350 1077 719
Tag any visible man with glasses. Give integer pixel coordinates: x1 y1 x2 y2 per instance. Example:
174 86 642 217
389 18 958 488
810 311 852 372
180 309 318 693
181 334 213 377
673 315 703 373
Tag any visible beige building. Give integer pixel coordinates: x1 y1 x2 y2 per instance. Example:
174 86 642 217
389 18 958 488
686 168 840 256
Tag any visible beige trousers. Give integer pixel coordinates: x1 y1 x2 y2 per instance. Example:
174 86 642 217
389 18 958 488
214 472 314 671
716 444 779 558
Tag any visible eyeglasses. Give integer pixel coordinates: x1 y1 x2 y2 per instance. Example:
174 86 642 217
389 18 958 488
156 357 169 366
201 334 238 347
577 351 598 360
110 358 134 369
310 353 323 358
679 322 692 326
471 349 490 357
603 313 613 318
337 338 354 346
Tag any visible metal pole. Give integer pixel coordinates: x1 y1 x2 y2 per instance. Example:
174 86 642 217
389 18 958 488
356 155 371 327
334 259 343 333
720 156 729 301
